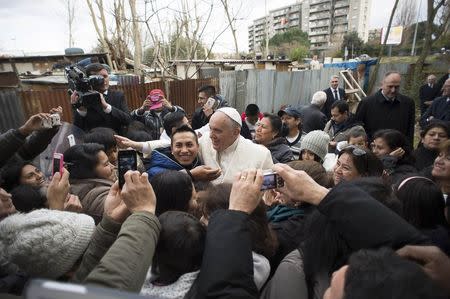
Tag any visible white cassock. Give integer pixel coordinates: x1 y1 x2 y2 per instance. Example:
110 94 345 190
199 132 274 184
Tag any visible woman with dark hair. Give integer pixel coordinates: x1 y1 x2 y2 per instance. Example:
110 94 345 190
141 211 205 298
333 145 383 185
150 170 196 216
414 122 449 171
431 140 450 223
255 114 293 163
198 183 277 290
64 143 114 222
372 129 417 183
83 127 119 166
394 176 450 255
0 160 47 192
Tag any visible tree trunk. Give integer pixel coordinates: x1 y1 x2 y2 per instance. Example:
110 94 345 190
221 0 239 57
367 0 400 94
86 0 113 68
129 0 142 75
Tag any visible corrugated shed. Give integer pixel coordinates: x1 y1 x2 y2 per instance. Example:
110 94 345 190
220 68 344 114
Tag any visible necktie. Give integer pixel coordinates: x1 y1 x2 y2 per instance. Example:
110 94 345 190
334 89 338 100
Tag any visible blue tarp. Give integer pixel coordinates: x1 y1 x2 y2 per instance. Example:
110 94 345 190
324 59 378 91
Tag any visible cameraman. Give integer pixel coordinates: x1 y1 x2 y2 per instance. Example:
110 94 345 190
70 63 131 133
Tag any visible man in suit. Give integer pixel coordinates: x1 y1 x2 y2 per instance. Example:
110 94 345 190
421 78 450 127
355 71 415 146
71 63 131 133
419 74 440 116
322 75 345 119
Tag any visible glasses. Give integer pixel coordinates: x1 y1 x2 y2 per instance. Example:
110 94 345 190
344 145 367 156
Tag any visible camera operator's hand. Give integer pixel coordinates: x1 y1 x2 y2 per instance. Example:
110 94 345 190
99 93 109 110
229 169 263 214
161 98 174 111
18 113 51 136
272 163 329 206
71 91 86 112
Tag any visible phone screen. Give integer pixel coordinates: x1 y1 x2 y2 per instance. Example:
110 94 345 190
118 150 138 188
53 157 61 175
261 173 277 190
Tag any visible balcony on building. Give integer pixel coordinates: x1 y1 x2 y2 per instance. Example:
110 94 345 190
309 4 331 13
309 12 331 21
334 0 350 9
309 0 330 5
334 8 348 17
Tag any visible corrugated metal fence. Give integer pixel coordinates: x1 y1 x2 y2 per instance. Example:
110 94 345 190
0 77 219 131
220 68 345 113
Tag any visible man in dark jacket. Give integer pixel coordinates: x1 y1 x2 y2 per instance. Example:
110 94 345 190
324 100 364 152
421 78 450 128
419 74 440 116
322 75 346 119
355 71 415 146
71 63 131 134
130 89 183 140
299 91 327 133
191 85 228 130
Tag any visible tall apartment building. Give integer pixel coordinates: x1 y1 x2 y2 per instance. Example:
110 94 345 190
248 0 371 54
248 3 302 53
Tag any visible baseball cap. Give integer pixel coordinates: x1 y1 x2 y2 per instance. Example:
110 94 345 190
147 89 165 110
278 106 301 119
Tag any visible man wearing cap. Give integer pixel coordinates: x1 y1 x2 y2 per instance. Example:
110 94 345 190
199 107 273 184
130 89 183 140
278 106 305 159
71 63 131 133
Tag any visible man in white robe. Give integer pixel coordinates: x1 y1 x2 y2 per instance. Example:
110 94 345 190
199 107 273 184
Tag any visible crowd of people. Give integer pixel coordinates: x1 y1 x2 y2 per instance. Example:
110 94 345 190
1 62 450 299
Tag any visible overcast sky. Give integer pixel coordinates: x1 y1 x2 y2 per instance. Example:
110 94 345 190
0 0 425 55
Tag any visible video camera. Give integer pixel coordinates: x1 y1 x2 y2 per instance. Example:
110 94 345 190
65 65 104 109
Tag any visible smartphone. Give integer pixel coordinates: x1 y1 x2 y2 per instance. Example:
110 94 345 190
52 153 64 176
260 171 284 191
204 97 216 110
118 150 138 189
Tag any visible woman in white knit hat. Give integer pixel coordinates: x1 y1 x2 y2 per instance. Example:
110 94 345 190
299 130 330 164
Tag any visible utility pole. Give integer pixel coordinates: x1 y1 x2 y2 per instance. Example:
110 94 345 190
265 0 269 57
411 0 421 56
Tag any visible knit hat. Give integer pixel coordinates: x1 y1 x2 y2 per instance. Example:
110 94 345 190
217 107 242 127
299 130 330 161
0 209 95 279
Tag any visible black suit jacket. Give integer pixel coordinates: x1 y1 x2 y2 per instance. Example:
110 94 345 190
419 83 440 115
73 90 131 133
355 90 415 146
299 104 327 133
322 87 345 119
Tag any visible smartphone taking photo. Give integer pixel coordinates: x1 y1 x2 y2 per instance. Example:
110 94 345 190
52 153 64 176
118 150 138 189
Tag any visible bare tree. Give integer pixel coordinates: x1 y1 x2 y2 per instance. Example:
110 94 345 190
221 0 239 57
395 0 417 27
86 0 113 68
129 0 142 75
412 0 449 95
67 0 75 47
367 0 400 94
